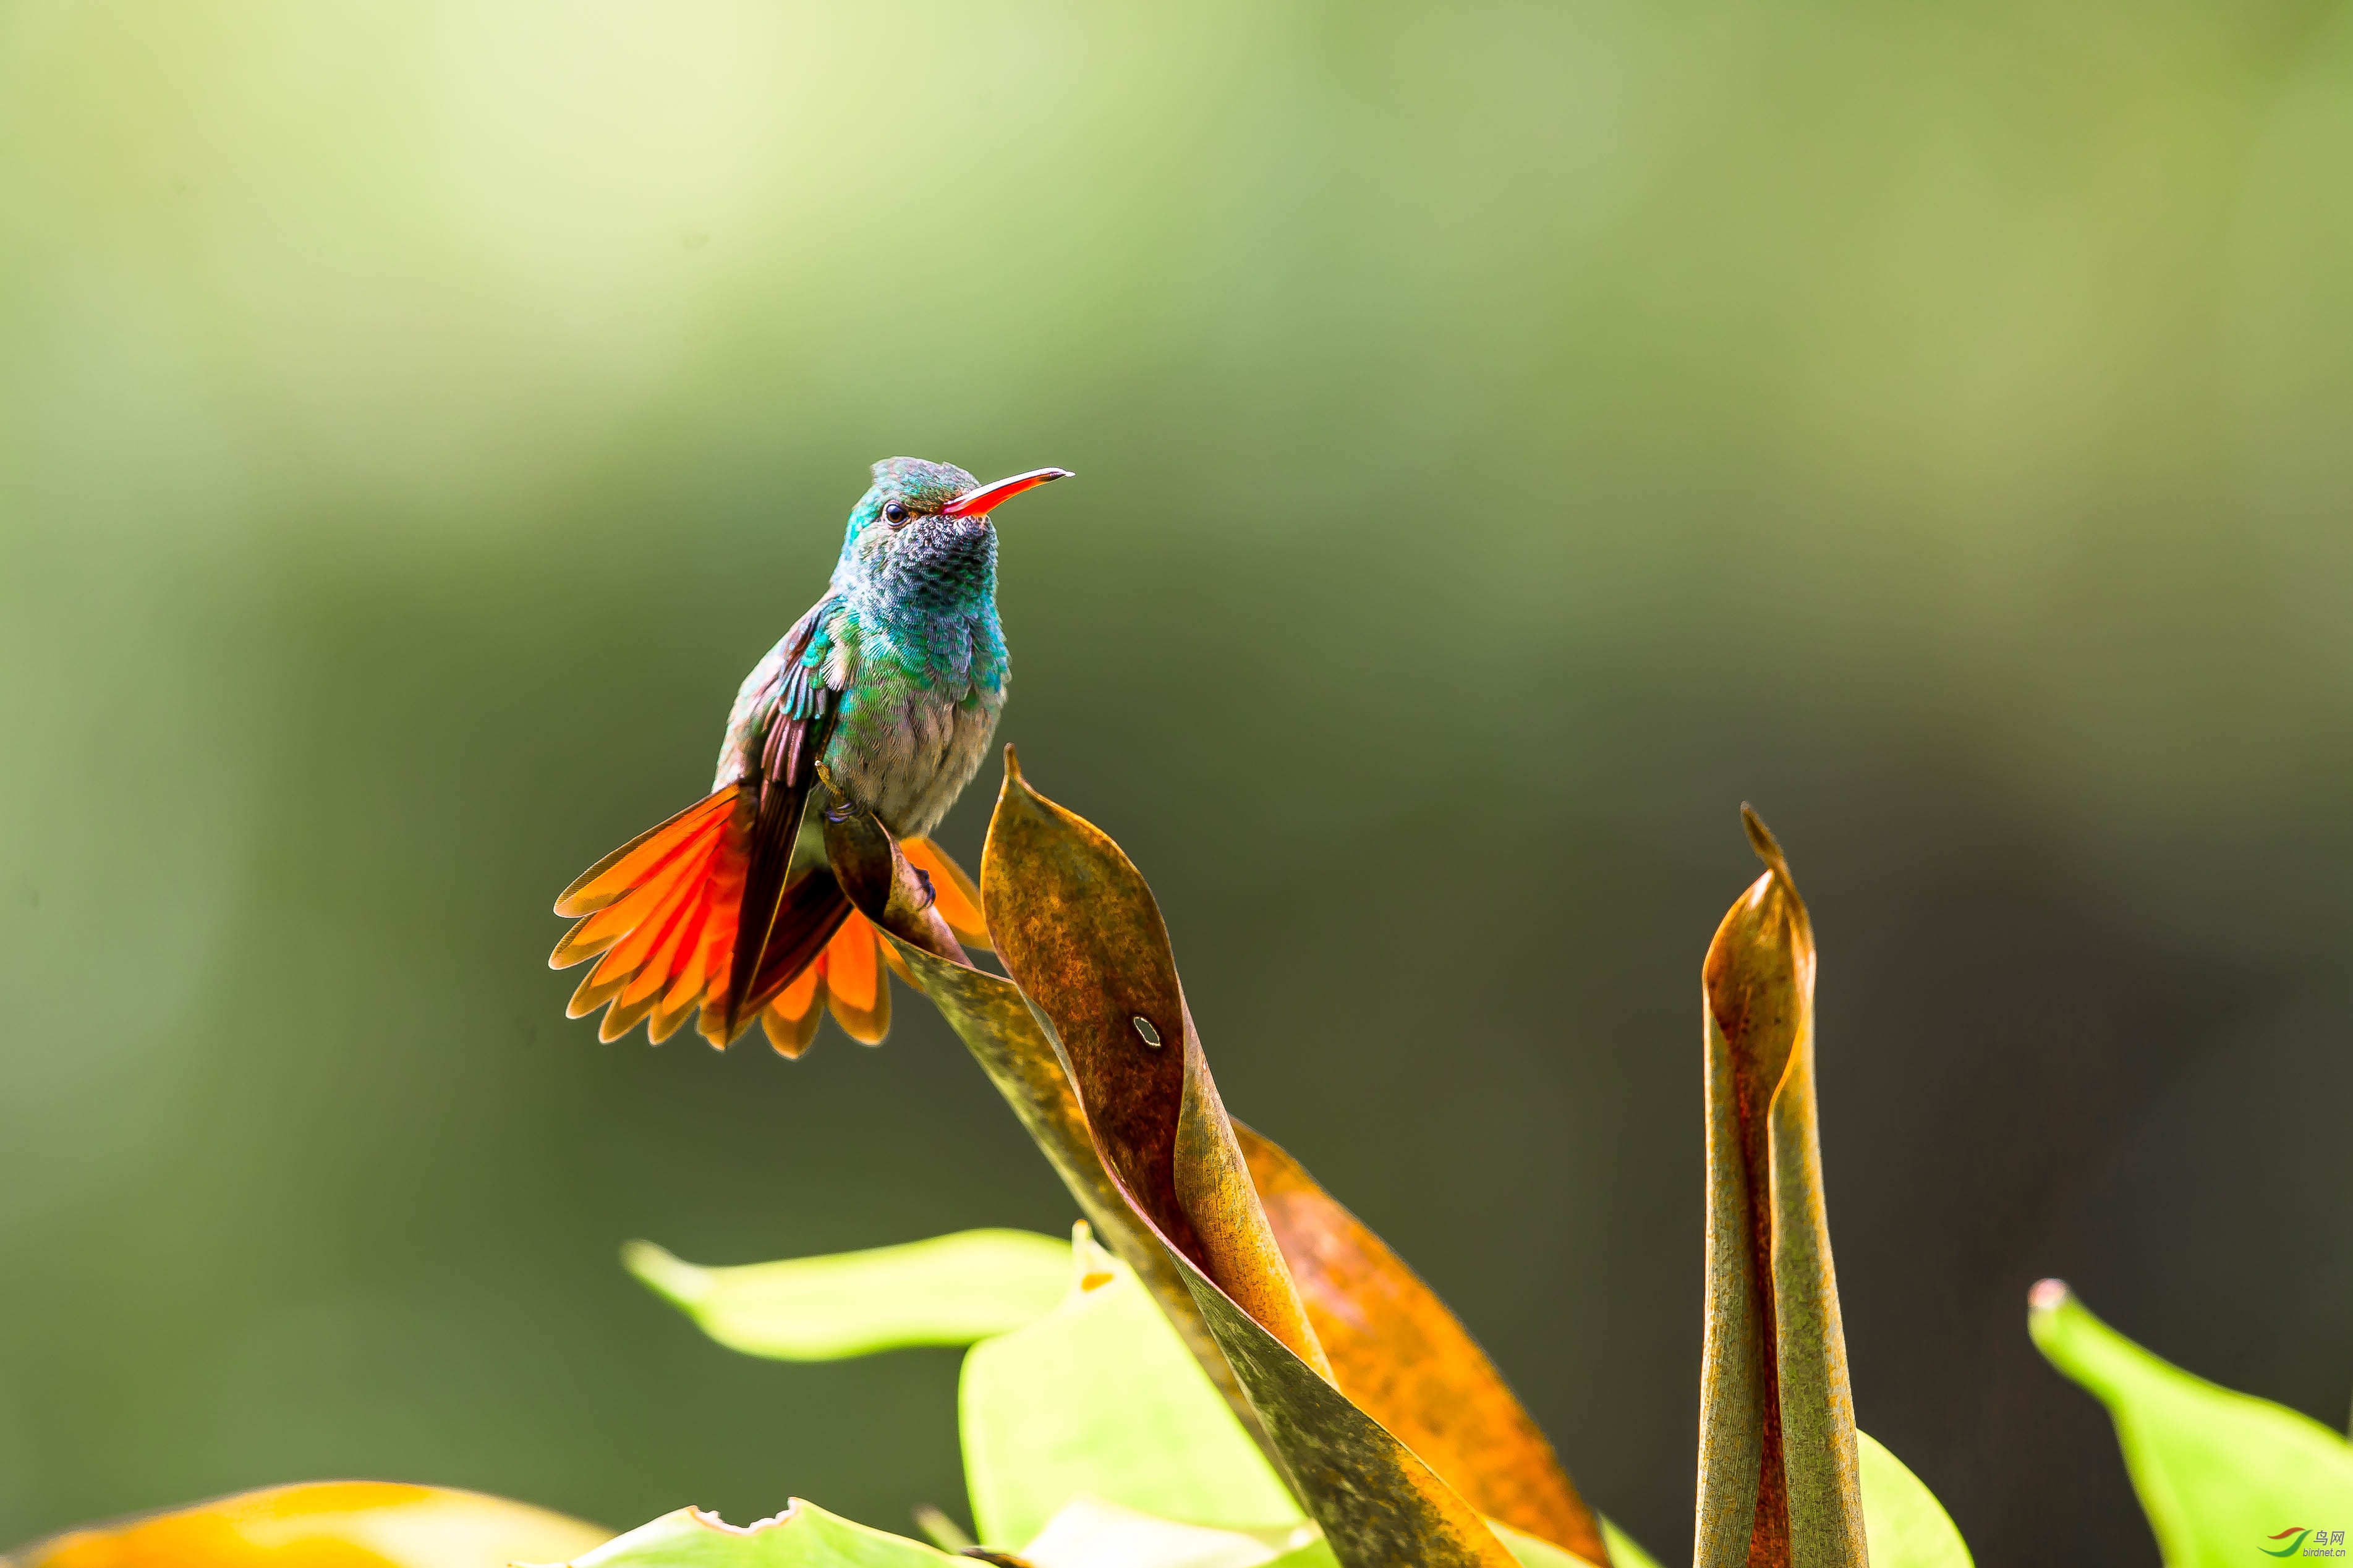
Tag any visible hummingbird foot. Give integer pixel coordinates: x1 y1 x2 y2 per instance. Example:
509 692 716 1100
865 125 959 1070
816 773 859 824
909 867 937 912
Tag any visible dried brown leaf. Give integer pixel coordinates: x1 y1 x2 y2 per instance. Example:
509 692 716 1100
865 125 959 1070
980 748 1521 1568
818 794 1272 1462
1240 1124 1610 1564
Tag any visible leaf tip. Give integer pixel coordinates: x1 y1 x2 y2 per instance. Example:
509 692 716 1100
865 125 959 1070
992 744 1050 824
1703 805 1813 1016
2027 1278 2082 1362
621 1239 710 1308
1740 803 1790 878
911 1504 976 1552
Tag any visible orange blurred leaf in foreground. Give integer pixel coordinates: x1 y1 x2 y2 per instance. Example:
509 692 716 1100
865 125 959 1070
8 1482 608 1568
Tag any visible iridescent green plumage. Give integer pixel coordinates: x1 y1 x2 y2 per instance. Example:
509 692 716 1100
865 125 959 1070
721 458 1013 840
553 456 1068 1049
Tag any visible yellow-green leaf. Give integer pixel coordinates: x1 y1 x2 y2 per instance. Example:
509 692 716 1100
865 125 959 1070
961 1226 1303 1548
1262 1543 1343 1568
558 1502 955 1567
1488 1519 1603 1567
2030 1278 2353 1567
623 1229 1071 1360
1857 1431 1972 1568
1601 1520 1664 1568
1016 1494 1317 1568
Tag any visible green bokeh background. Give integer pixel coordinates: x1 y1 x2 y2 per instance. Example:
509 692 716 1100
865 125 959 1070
7 2 2353 1562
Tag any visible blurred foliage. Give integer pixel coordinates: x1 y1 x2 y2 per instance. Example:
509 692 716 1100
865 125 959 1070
957 1229 1297 1546
2 1482 606 1568
571 1503 958 1568
621 1230 1070 1361
9 1 2353 1562
623 1219 1958 1567
1010 1494 1325 1568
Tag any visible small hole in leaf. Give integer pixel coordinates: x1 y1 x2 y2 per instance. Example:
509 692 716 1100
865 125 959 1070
1133 1016 1162 1047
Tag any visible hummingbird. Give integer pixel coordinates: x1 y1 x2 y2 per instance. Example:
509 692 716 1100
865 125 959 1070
550 457 1070 1054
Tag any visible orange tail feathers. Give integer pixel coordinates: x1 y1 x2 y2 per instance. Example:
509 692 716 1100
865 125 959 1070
552 786 747 1045
762 837 981 1051
757 910 891 1055
742 836 988 1051
553 810 988 1054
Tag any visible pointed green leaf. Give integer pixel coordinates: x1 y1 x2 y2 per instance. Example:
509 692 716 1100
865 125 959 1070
961 1227 1304 1548
1262 1543 1343 1568
1857 1431 1972 1568
909 1506 975 1553
1600 1521 1662 1568
1487 1520 1601 1567
559 1502 957 1567
623 1229 1071 1360
2030 1278 2353 1566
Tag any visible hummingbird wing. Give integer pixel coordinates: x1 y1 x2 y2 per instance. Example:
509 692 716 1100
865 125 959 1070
721 596 854 1042
551 595 845 1049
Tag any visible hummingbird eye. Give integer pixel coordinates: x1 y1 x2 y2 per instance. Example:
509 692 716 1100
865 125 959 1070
882 501 910 525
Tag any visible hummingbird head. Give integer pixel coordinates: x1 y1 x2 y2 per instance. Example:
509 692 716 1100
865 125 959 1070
834 457 1071 614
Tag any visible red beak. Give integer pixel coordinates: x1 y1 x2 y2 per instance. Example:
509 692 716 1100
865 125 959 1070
941 467 1073 518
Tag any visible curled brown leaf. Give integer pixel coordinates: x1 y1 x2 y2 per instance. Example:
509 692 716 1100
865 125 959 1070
1694 808 1865 1568
1240 1124 1611 1564
818 790 1274 1463
980 748 1523 1568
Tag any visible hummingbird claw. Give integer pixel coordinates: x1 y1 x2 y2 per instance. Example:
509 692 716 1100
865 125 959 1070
815 767 856 823
910 867 937 911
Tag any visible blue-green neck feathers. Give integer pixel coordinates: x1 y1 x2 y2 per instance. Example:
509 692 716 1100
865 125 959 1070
829 457 1005 698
